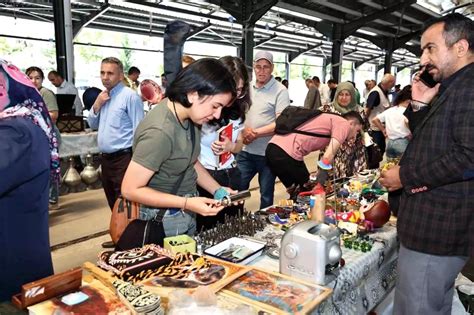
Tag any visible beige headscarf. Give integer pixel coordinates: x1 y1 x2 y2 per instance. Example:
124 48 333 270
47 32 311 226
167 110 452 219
332 81 357 114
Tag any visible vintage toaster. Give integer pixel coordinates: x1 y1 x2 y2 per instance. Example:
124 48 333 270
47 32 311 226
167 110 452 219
280 220 342 285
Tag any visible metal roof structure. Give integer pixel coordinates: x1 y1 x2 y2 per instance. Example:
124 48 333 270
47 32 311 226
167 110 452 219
0 0 470 73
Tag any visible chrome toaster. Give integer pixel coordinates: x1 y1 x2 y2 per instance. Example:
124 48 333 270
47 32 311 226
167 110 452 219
280 220 342 285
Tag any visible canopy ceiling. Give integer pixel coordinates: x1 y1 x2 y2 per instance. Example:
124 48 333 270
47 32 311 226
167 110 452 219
1 0 468 71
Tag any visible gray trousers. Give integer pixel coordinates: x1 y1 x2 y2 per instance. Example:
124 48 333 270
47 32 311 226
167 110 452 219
393 244 468 315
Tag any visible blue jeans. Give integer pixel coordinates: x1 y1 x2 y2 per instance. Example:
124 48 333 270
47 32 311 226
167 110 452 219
237 151 276 209
386 138 409 159
139 192 198 237
139 206 196 237
49 177 59 204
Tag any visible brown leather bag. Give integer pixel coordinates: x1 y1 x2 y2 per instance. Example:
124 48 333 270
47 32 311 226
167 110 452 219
109 196 140 244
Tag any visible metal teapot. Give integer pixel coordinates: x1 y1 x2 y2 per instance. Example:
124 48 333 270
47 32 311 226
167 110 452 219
62 157 82 188
80 153 99 186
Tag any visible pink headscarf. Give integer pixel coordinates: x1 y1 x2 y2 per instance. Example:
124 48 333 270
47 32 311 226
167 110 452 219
0 59 60 181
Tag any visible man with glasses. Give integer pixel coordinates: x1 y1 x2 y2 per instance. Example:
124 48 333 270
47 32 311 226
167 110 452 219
237 51 290 209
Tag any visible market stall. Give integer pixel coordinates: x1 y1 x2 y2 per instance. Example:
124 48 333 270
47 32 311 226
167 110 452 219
251 222 398 314
10 170 398 314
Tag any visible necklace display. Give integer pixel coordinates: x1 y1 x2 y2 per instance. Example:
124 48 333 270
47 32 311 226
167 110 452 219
172 101 190 130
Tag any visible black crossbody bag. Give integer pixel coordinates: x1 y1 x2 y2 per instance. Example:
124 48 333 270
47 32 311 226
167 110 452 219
115 125 195 251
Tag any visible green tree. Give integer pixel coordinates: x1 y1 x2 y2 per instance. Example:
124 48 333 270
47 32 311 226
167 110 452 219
41 43 56 70
120 36 133 72
75 30 104 64
301 57 311 79
0 38 24 56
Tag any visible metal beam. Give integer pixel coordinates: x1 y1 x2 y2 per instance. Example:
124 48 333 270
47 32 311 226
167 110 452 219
72 1 110 38
341 0 416 38
219 0 277 24
187 21 212 40
355 53 384 68
396 60 418 72
274 11 333 38
255 34 277 47
393 29 420 49
52 0 68 79
309 0 363 17
275 1 345 23
357 0 427 25
288 42 323 62
376 58 402 72
403 43 419 56
241 4 254 67
343 49 358 57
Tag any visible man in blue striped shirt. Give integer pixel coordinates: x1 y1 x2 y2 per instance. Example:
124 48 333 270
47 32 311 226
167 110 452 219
88 57 144 247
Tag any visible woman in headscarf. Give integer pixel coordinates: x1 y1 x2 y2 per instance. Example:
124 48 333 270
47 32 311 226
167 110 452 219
322 81 367 178
0 60 57 301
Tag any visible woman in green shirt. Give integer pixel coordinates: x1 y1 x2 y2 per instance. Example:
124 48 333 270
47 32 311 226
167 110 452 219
26 67 58 124
121 58 237 237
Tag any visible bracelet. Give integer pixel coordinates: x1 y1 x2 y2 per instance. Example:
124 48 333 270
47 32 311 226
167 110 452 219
410 100 429 111
182 197 188 210
214 187 229 200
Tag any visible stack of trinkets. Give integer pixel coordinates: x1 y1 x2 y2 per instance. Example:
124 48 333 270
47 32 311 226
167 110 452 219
195 211 266 249
113 279 164 314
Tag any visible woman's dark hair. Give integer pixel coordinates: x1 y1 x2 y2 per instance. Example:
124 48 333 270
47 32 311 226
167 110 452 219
208 56 251 127
394 85 412 105
342 111 364 125
25 66 44 79
167 58 236 108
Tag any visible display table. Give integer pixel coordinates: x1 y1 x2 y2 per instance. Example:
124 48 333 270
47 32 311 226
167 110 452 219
59 131 99 158
251 221 398 314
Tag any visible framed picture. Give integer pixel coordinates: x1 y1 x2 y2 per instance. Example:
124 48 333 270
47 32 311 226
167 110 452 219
222 267 332 314
27 278 127 315
216 291 273 314
140 255 250 296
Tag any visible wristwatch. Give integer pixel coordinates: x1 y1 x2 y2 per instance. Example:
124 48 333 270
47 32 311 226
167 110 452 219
410 100 429 112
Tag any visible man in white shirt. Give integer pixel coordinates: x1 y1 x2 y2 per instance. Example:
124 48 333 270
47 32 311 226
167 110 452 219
371 85 412 159
312 76 331 106
48 71 84 116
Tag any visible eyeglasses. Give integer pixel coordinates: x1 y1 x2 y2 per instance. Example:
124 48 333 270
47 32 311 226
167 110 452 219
254 65 272 72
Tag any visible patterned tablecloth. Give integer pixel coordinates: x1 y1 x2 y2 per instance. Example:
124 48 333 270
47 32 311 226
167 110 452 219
59 131 99 158
251 221 398 314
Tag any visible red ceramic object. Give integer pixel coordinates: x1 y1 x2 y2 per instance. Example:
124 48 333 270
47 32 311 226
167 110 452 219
361 200 390 228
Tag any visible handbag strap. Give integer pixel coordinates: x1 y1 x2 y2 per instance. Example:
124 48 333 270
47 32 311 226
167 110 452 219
154 123 196 222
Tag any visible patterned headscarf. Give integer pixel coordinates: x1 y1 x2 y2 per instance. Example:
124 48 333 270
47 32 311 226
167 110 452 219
0 59 60 182
332 81 358 114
